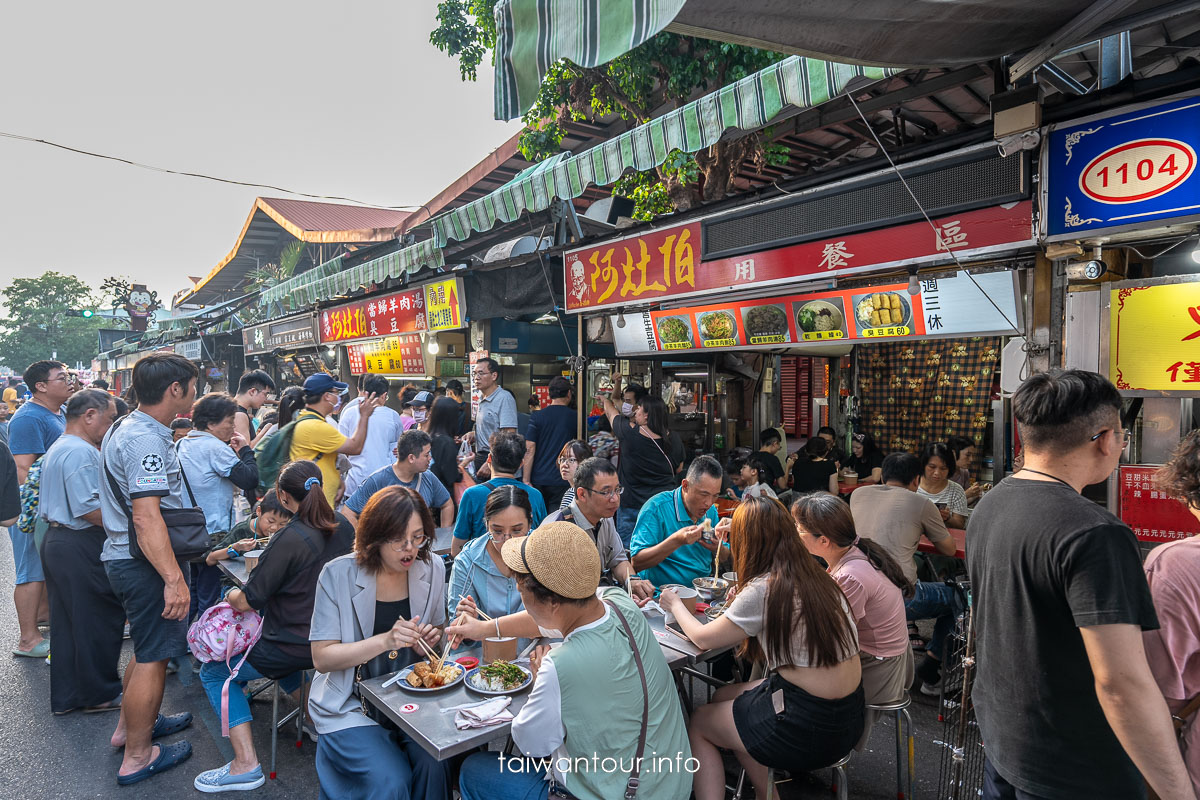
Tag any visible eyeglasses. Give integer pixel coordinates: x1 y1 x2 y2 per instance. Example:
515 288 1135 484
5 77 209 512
557 456 579 466
1090 428 1132 447
386 534 428 551
43 375 71 384
584 485 624 499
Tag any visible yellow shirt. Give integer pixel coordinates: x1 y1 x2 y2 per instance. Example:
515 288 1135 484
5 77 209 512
3 387 17 413
289 410 346 507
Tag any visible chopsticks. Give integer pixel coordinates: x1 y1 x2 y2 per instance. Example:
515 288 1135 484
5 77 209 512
712 527 726 578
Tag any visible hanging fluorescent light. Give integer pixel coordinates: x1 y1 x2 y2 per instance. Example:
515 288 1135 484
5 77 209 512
532 312 557 324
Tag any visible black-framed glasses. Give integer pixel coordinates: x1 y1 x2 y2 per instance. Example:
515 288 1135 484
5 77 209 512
1090 428 1132 446
584 485 624 499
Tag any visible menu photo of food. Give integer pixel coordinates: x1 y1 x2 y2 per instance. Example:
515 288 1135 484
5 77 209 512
655 315 695 350
740 304 791 345
851 291 912 338
695 310 739 348
794 298 848 342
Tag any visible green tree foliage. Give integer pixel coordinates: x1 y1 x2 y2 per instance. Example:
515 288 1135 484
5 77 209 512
0 271 109 371
431 1 788 218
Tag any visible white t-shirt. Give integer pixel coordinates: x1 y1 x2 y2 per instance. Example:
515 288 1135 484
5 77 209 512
742 482 778 500
336 398 404 498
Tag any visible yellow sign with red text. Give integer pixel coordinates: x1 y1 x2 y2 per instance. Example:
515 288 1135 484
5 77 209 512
423 278 463 331
1111 280 1200 392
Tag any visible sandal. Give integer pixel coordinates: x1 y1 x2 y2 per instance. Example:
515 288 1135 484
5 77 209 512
151 711 193 739
84 694 123 714
13 639 50 659
116 740 193 786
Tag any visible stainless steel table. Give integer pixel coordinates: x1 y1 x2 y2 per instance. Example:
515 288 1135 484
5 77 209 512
645 608 732 665
216 558 249 588
358 650 532 761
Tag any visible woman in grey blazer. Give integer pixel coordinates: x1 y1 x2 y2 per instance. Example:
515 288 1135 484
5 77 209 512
309 486 451 800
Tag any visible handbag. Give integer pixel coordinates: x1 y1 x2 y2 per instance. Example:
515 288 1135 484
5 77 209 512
187 602 264 736
102 417 211 563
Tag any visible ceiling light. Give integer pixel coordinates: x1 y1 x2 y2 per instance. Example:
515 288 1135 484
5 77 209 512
616 311 626 329
1191 244 1200 265
427 336 440 355
907 273 921 296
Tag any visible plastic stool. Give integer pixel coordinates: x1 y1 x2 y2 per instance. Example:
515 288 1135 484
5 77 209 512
866 694 915 800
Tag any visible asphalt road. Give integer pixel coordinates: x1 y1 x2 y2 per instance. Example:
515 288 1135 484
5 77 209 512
0 535 961 799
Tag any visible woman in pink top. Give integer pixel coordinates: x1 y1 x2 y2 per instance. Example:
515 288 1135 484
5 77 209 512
793 493 914 731
1145 430 1200 798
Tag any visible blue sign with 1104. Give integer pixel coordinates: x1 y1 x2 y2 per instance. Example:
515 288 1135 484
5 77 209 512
1047 94 1200 238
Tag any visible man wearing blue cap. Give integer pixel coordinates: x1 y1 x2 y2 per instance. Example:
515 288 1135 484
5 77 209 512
289 374 383 506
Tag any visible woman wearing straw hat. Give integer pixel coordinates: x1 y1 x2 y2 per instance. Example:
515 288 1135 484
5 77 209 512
455 521 693 800
660 496 864 800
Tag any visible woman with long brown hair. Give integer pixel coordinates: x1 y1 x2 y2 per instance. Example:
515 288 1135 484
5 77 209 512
660 495 863 800
793 492 913 740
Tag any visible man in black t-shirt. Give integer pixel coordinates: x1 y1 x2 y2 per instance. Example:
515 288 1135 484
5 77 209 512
966 369 1191 800
752 427 787 491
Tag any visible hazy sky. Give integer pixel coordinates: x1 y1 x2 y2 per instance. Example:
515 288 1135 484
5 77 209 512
0 1 520 305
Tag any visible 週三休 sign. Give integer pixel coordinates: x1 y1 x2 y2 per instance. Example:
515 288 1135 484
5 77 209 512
1110 278 1200 393
1046 94 1200 239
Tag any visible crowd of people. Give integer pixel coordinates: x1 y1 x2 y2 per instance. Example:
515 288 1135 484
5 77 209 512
3 356 1200 799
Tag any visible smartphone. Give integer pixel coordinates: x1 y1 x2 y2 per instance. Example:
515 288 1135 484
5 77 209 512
935 502 948 511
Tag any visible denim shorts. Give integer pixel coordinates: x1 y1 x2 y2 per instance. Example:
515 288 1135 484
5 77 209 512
9 524 44 584
105 557 188 664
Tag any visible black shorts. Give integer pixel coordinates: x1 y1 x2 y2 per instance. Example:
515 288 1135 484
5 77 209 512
732 672 865 772
105 557 189 664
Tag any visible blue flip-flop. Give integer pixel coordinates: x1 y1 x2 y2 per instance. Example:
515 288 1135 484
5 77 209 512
151 711 193 739
116 740 193 785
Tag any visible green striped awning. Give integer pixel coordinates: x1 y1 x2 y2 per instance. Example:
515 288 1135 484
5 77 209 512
258 239 443 310
493 0 687 121
435 55 896 247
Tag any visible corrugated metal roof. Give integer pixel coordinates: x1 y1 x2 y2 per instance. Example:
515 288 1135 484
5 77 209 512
258 197 413 240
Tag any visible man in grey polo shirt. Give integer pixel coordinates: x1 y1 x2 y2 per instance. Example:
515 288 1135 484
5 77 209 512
465 357 517 473
99 353 198 785
542 457 653 601
39 388 123 715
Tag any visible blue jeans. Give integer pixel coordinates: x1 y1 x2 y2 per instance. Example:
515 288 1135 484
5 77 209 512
199 658 301 730
905 581 958 661
614 505 640 552
459 751 550 800
189 562 222 623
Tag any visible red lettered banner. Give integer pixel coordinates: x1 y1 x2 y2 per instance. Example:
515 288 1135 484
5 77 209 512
320 288 427 343
1118 465 1200 543
565 201 1032 313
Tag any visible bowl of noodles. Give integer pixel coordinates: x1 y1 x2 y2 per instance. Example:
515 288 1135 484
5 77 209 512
741 304 789 339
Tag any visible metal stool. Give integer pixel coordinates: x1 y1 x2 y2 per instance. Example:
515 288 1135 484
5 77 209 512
866 694 915 800
267 670 311 780
734 755 851 800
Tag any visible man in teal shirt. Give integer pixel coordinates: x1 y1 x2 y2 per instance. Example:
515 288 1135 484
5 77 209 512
451 430 546 556
631 455 728 587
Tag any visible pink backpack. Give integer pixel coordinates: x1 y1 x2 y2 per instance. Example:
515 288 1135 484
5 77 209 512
188 602 264 736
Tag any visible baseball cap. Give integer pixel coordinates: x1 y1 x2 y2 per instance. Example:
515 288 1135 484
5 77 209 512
303 373 349 395
405 390 433 408
501 522 601 600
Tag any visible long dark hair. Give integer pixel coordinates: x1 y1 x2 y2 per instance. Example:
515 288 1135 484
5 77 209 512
277 461 337 534
791 493 913 598
427 396 461 439
638 395 670 438
852 432 881 458
731 496 857 668
277 387 306 426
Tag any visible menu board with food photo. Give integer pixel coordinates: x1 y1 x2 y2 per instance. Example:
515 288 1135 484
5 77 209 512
851 290 913 338
695 309 739 348
654 315 696 350
741 304 791 345
794 298 847 342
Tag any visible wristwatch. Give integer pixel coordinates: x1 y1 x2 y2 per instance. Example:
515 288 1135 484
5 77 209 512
227 547 242 560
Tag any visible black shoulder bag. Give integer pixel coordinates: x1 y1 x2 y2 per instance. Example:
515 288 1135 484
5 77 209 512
102 417 211 563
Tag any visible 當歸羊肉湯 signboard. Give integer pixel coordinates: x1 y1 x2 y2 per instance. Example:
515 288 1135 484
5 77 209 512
1046 94 1200 239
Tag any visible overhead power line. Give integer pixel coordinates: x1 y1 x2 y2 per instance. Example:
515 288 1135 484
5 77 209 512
0 130 423 210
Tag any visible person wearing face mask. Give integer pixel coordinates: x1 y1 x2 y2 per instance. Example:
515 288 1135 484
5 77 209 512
448 486 531 631
453 522 692 800
401 390 432 432
602 373 684 550
287 373 384 507
337 375 404 499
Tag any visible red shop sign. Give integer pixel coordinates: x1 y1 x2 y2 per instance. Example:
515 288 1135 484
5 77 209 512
564 200 1032 313
1118 465 1200 543
320 288 426 344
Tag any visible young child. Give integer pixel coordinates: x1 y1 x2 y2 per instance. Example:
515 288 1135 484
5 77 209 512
205 489 292 567
734 455 778 501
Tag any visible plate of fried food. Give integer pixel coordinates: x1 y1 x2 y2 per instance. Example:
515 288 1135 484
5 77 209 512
396 659 465 692
853 291 911 329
